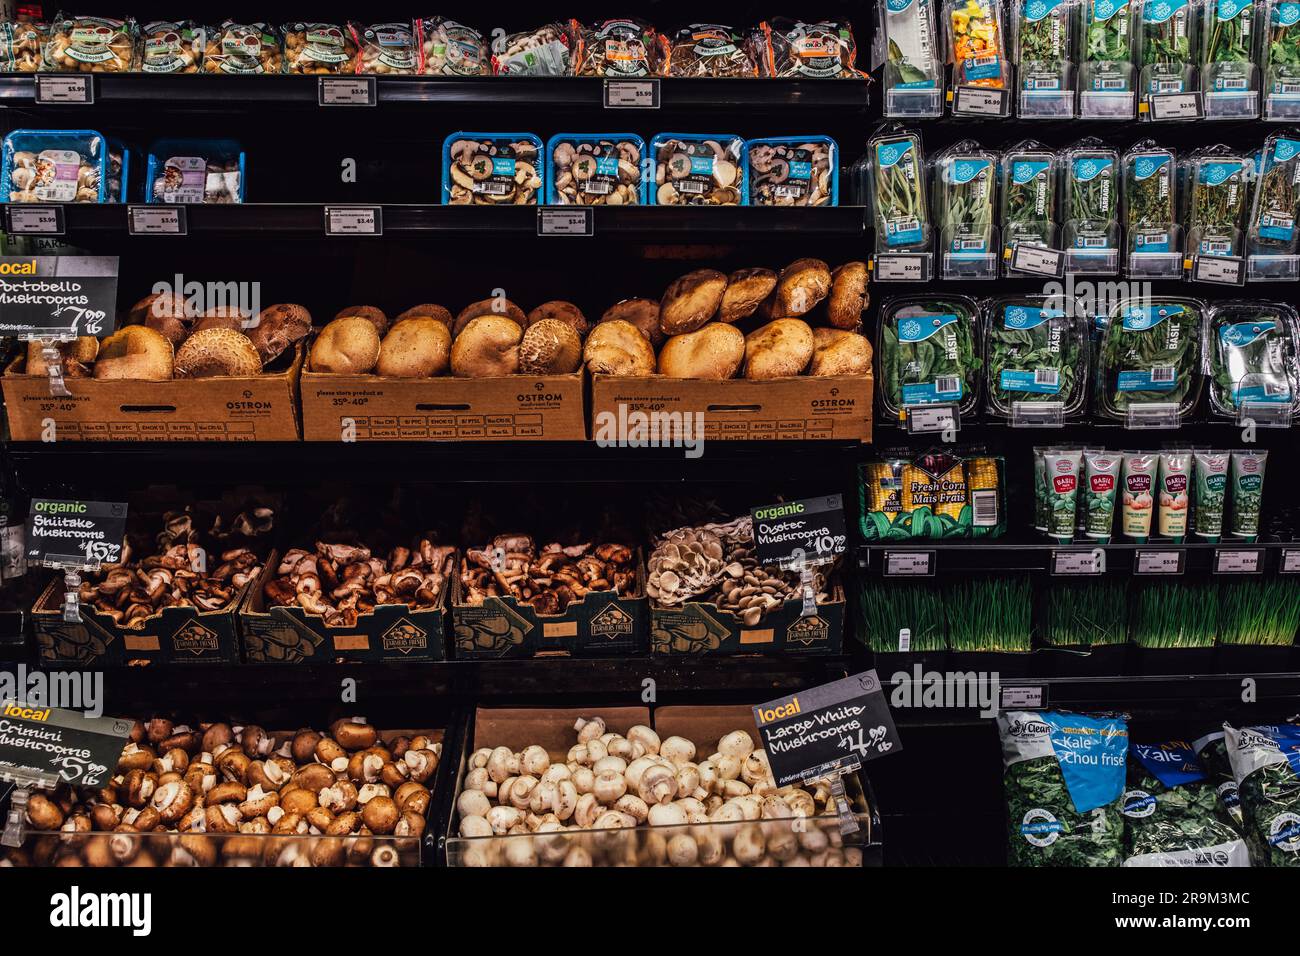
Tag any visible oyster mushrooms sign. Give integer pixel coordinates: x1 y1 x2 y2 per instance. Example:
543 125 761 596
0 702 132 789
0 255 118 338
750 495 848 570
753 671 901 787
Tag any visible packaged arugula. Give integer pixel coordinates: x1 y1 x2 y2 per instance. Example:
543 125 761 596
869 126 931 252
1013 0 1077 103
1206 300 1300 417
1194 730 1245 828
999 710 1129 867
1097 296 1205 420
1001 142 1060 263
1137 0 1200 104
1063 139 1121 261
1081 0 1137 91
1121 739 1251 866
1247 131 1300 257
985 295 1088 418
1225 722 1300 866
1122 142 1180 263
1202 0 1261 105
933 141 998 257
1263 0 1300 112
877 295 982 421
879 0 945 115
1185 147 1252 258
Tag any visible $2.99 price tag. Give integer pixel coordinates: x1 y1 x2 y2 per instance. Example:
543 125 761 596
25 499 128 569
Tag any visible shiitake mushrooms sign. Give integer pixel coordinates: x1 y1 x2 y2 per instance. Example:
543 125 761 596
0 255 118 338
0 702 132 790
25 498 128 569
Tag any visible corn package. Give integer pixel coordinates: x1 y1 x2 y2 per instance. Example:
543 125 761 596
861 449 1007 540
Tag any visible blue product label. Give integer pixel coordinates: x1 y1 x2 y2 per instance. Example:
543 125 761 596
1261 223 1297 241
595 156 619 176
689 155 715 175
877 139 915 170
1235 383 1290 403
1143 0 1188 22
897 311 959 342
1023 0 1066 21
1274 138 1300 164
1118 369 1177 391
902 379 964 404
950 158 992 185
1218 0 1250 19
1043 712 1129 814
1013 160 1051 185
1218 319 1278 350
1122 303 1185 331
1276 3 1300 27
1073 157 1113 182
1133 741 1207 787
789 160 812 180
1134 231 1172 252
491 157 515 176
1131 153 1171 180
1200 160 1245 187
1003 304 1064 329
1093 0 1126 20
887 0 916 12
963 56 1003 82
1000 369 1063 394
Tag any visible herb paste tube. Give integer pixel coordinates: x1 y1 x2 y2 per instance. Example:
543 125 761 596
1121 451 1157 541
1157 450 1192 541
1193 450 1230 540
1034 445 1051 531
1044 449 1083 541
1229 450 1268 540
1083 451 1121 541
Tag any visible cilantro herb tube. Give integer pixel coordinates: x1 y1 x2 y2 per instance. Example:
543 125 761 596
1043 449 1084 541
1082 450 1121 541
1229 450 1268 539
877 295 982 422
869 126 931 252
1157 450 1192 541
1121 451 1157 541
1193 450 1231 541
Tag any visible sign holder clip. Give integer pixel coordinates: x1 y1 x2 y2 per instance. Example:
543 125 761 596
1 785 30 848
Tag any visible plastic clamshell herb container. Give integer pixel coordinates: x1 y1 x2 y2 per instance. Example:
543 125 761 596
649 133 745 206
985 295 1089 419
144 138 247 205
1248 132 1300 257
1000 145 1059 252
441 132 545 206
1096 296 1205 420
1 129 108 204
743 136 839 207
868 128 930 251
933 146 999 255
544 133 647 206
1206 300 1300 418
876 295 982 422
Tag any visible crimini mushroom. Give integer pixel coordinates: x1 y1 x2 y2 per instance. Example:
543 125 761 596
445 136 542 205
549 138 643 206
747 140 836 207
653 135 744 207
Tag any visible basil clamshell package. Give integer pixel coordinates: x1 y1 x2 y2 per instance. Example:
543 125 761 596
933 142 998 261
869 127 930 252
1185 148 1252 258
1194 730 1245 828
999 711 1129 867
1194 450 1230 540
1248 132 1300 261
1137 0 1198 103
1012 0 1076 108
1121 740 1251 867
1096 297 1204 421
985 296 1088 419
1000 142 1059 262
1122 143 1179 264
1225 723 1300 866
1207 301 1300 419
1063 141 1121 262
879 0 945 114
1229 450 1268 539
859 450 1006 541
876 296 982 421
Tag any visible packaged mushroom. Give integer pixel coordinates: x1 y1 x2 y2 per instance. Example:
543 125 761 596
417 16 489 76
1 129 108 204
573 18 664 76
138 20 203 73
282 22 356 74
203 21 282 74
349 21 419 74
105 140 127 202
547 133 646 205
5 718 441 868
651 133 745 206
745 136 838 207
146 138 245 204
442 132 544 206
0 19 49 72
751 18 866 78
43 15 136 72
663 23 758 77
491 21 576 75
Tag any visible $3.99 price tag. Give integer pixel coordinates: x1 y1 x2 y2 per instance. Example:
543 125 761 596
25 499 128 570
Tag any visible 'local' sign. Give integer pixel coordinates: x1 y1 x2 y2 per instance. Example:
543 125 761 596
0 255 118 338
0 701 133 789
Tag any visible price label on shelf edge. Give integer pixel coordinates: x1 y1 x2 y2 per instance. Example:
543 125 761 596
34 74 93 104
1134 549 1185 575
1214 548 1263 574
1051 548 1106 575
1010 244 1065 278
1193 255 1246 285
1281 549 1300 574
602 78 661 109
127 205 186 236
25 499 128 570
5 206 64 236
318 76 377 106
999 684 1048 711
953 86 1010 116
0 705 132 791
873 253 931 282
325 206 382 236
538 207 594 237
884 551 935 577
1148 91 1203 121
750 495 847 570
905 403 959 435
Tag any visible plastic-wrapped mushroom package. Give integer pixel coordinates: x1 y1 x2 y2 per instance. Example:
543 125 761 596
417 16 489 76
349 21 419 75
573 18 664 76
0 19 49 72
1 129 108 204
43 15 136 72
746 137 838 206
547 134 646 205
663 24 758 77
138 21 204 73
282 23 357 75
442 132 544 205
651 134 745 206
147 139 245 205
202 21 282 74
492 21 576 75
752 18 865 78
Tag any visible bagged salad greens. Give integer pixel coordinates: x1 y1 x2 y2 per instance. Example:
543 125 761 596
869 126 931 251
1080 0 1136 91
1123 141 1179 257
1263 0 1300 102
999 710 1129 866
1012 0 1076 95
1185 147 1253 258
878 0 944 109
1001 141 1059 260
1225 722 1300 866
1247 130 1300 257
1121 739 1250 866
1063 139 1121 254
985 295 1088 418
1137 0 1199 101
932 141 998 256
1096 296 1204 420
877 295 982 420
1207 300 1300 417
1194 730 1245 828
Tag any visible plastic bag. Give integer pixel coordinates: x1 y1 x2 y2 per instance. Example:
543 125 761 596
44 15 135 72
491 21 575 76
546 134 645 205
2 129 108 203
349 22 418 75
139 20 203 73
417 17 489 76
663 24 757 77
876 294 982 420
1225 722 1300 866
573 19 663 77
203 22 282 74
1205 299 1300 418
0 20 48 72
282 23 356 75
745 137 837 207
753 18 863 77
649 133 743 206
442 133 543 206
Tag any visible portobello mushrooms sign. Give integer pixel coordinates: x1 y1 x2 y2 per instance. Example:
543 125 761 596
0 701 132 789
0 255 118 338
752 671 901 787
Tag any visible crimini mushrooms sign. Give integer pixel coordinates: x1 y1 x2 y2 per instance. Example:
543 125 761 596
752 671 902 787
0 255 119 338
750 495 848 570
0 702 132 789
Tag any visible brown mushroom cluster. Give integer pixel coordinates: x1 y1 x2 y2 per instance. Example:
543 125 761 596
6 718 439 868
446 136 542 205
264 539 455 627
747 140 835 207
461 536 636 613
453 716 861 867
0 20 46 72
653 136 744 206
550 137 643 206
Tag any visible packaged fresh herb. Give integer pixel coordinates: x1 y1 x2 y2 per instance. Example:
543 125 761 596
1123 142 1178 256
880 0 945 109
859 449 1006 540
1013 0 1076 93
1264 0 1300 100
1081 0 1136 90
877 295 982 419
999 710 1129 867
1248 131 1300 255
868 126 931 251
1185 148 1252 257
1202 0 1259 93
1121 740 1251 866
985 295 1088 418
1228 449 1268 538
1097 296 1204 420
1225 722 1300 866
945 0 1012 88
1063 140 1121 253
1193 730 1245 827
1207 300 1300 417
1001 142 1059 255
1138 0 1199 99
933 141 998 255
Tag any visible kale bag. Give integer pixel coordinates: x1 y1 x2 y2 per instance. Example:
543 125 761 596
1194 730 1244 829
1121 740 1251 867
1225 722 1300 866
999 710 1128 866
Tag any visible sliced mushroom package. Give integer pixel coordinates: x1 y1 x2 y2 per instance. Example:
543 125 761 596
145 138 245 204
1206 300 1300 418
1 128 108 204
663 23 758 76
442 132 544 205
650 133 744 206
546 133 646 205
745 136 838 207
752 18 865 77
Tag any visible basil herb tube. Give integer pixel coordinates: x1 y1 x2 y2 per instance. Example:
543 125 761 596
1207 300 1300 419
1043 449 1084 541
985 296 1088 419
877 295 982 422
1096 297 1205 421
1083 450 1121 542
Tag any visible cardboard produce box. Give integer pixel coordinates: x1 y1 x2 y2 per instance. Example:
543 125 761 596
650 584 846 657
2 344 303 442
31 576 247 667
299 368 586 441
240 554 448 664
590 373 872 442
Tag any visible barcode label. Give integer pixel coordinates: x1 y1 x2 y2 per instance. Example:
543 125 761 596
677 181 708 194
1101 79 1127 90
935 375 960 394
1220 78 1248 90
957 238 986 250
1265 382 1289 396
971 490 998 527
1150 366 1175 383
1033 368 1059 387
474 182 513 196
581 181 613 195
971 55 998 68
1154 79 1183 93
894 217 920 233
1204 239 1233 255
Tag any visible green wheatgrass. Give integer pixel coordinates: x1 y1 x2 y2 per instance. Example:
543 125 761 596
1041 579 1129 647
1217 579 1300 647
1130 581 1219 648
945 577 1033 652
858 581 946 652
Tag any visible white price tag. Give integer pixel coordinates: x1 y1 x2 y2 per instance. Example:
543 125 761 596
1134 549 1184 575
905 404 958 435
34 75 92 104
1010 244 1065 277
953 86 1009 116
603 79 660 108
1193 255 1245 285
884 551 934 577
1281 549 1300 573
897 628 911 652
319 77 376 106
874 254 930 282
127 205 186 236
537 207 594 236
1149 92 1202 120
1214 549 1262 574
1052 549 1105 575
324 206 382 236
6 206 64 235
999 685 1046 710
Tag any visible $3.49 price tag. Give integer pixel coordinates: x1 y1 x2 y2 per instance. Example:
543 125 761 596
25 499 128 570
